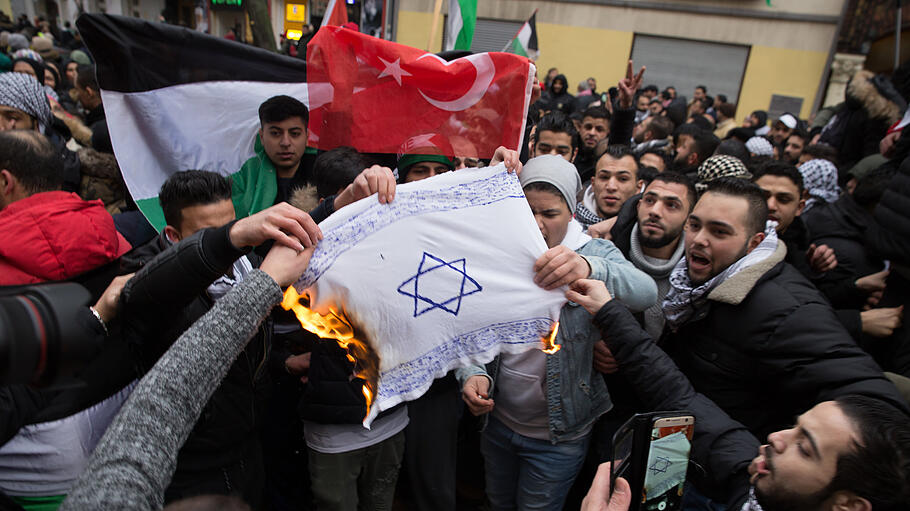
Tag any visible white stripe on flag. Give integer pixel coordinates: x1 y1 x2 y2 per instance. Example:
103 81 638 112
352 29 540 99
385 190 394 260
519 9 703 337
516 23 531 48
445 0 463 52
102 81 309 202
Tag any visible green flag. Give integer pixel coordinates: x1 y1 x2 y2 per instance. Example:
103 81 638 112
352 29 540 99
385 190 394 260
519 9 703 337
445 0 477 51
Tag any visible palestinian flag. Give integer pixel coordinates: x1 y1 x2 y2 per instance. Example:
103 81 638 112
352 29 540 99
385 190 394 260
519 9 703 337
504 10 539 61
77 13 308 230
444 0 477 51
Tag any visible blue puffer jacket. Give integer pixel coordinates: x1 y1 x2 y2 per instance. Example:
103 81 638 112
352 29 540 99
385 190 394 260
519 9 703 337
456 237 657 443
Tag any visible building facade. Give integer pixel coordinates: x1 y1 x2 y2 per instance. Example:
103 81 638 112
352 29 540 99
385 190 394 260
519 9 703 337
397 0 847 123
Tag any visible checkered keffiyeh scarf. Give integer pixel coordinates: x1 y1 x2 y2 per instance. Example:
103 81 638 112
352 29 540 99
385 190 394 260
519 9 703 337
799 158 841 213
745 136 773 157
695 155 751 192
662 221 779 330
0 73 52 132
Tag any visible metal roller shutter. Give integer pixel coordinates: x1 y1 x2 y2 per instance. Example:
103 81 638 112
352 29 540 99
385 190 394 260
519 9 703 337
630 34 750 104
443 16 523 53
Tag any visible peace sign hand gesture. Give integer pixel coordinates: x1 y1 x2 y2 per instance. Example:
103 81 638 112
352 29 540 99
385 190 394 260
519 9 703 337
617 60 645 109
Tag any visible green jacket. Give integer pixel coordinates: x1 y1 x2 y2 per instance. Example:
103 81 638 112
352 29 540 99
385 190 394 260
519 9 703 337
231 135 278 219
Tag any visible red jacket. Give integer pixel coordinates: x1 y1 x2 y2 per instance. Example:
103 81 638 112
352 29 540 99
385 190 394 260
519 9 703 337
0 191 131 285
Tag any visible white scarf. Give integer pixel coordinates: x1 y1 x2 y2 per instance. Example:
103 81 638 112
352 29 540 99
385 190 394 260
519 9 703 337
662 222 779 330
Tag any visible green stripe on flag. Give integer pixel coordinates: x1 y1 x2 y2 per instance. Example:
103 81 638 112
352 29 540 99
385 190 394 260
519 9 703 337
136 196 167 232
510 38 529 58
454 0 476 51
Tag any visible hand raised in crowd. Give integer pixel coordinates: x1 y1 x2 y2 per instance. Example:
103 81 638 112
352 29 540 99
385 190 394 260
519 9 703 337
856 269 889 295
462 375 494 416
490 146 522 175
260 242 316 287
92 273 135 324
587 217 617 240
565 278 613 314
617 59 645 109
593 340 619 374
581 462 632 511
861 306 904 338
334 165 397 210
880 131 901 158
284 353 312 383
534 245 592 290
230 202 322 251
805 243 837 274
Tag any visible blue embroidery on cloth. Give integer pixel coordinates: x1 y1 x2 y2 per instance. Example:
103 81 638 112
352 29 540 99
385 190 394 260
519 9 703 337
397 252 482 317
375 317 554 403
295 170 524 289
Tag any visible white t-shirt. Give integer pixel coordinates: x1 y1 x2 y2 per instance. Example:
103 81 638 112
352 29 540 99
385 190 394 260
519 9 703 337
304 406 409 454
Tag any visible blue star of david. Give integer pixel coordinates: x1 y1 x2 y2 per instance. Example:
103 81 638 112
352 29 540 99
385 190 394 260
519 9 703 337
397 252 483 317
649 456 671 475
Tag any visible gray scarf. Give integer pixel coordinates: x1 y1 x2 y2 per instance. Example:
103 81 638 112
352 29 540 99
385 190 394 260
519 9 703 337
662 222 779 330
628 225 684 278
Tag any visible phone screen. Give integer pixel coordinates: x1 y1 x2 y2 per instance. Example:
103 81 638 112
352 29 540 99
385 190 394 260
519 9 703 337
640 420 694 511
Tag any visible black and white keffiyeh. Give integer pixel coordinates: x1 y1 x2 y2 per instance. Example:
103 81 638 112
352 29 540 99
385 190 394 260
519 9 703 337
662 221 779 330
0 72 53 133
799 158 841 212
695 154 751 192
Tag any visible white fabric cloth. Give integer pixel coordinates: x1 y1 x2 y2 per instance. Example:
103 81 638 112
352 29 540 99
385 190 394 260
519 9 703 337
293 165 565 427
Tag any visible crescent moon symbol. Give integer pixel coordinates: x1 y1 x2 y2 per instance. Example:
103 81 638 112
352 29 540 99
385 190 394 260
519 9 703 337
415 53 495 112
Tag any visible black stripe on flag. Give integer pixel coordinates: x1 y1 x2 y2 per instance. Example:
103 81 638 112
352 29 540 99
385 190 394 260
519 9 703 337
527 12 538 53
76 13 307 93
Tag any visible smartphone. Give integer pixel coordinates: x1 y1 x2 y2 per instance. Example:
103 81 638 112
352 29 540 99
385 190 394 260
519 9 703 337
609 412 695 511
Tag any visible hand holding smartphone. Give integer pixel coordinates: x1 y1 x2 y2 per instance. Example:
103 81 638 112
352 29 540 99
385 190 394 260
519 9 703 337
609 412 695 511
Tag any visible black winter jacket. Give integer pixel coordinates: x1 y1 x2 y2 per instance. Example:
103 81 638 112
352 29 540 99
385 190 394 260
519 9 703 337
660 240 908 440
593 300 757 511
120 224 270 476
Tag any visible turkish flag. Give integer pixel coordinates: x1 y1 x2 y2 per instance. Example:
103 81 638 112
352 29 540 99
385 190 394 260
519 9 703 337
321 0 348 28
306 27 536 158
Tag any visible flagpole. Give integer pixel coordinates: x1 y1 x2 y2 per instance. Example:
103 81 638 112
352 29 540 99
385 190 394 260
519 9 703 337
427 0 444 51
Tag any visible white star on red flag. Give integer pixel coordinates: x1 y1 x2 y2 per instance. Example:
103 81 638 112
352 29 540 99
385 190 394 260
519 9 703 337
377 56 412 86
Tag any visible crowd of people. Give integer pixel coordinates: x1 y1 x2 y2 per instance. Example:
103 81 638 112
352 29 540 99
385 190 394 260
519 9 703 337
0 14 909 511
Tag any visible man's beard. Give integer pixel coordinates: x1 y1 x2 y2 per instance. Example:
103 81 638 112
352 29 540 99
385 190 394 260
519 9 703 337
638 223 682 250
752 442 830 511
754 484 829 511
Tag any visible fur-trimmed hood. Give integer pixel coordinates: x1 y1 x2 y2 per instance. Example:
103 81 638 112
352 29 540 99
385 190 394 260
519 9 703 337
847 70 903 124
288 184 320 213
707 239 787 305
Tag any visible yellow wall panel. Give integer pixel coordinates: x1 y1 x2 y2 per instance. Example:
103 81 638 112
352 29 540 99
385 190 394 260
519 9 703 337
736 46 828 122
535 22 633 95
396 10 444 53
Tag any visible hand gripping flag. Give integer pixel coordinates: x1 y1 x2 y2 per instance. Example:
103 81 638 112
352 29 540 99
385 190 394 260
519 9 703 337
306 26 536 157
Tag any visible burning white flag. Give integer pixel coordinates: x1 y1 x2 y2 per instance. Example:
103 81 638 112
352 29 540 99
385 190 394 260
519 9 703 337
283 164 565 427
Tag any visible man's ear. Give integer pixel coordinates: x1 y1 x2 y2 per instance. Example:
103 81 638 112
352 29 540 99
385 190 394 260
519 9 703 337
636 179 645 193
830 491 872 511
795 196 807 217
570 147 578 163
163 225 182 244
687 152 699 167
746 231 765 253
0 169 17 198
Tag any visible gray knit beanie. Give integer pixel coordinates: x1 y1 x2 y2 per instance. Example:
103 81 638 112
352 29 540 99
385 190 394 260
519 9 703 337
519 154 583 214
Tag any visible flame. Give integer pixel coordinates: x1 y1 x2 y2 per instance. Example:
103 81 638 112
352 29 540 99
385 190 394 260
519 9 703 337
541 322 561 354
281 286 379 421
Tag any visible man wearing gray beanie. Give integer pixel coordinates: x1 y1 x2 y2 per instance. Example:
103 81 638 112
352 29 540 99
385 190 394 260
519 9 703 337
457 155 656 511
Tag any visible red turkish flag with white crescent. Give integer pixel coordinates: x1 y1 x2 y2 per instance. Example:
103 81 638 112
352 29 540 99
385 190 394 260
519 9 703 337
306 26 536 157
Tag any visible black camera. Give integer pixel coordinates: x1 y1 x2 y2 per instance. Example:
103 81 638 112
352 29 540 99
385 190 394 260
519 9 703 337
0 282 102 386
